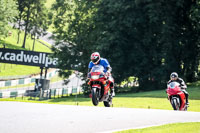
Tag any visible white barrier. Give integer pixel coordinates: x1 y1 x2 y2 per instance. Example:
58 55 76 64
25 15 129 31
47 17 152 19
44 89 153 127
0 87 83 98
0 69 58 88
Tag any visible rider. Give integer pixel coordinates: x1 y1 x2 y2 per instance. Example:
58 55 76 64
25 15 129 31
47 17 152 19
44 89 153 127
167 72 189 105
88 52 115 97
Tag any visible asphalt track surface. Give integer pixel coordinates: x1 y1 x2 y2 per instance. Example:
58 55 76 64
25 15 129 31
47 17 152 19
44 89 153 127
0 102 200 133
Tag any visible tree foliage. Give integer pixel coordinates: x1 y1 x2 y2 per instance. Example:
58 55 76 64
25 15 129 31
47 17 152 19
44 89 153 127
14 0 26 44
51 0 97 78
14 0 48 49
51 0 200 91
28 0 49 51
0 0 18 40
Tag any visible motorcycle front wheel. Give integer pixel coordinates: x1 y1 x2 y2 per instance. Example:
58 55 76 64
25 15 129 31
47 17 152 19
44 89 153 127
171 97 180 110
92 88 99 106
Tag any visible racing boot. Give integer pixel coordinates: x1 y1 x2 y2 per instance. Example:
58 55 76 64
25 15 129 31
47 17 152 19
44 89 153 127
110 87 115 97
182 89 189 105
109 81 115 97
185 93 189 105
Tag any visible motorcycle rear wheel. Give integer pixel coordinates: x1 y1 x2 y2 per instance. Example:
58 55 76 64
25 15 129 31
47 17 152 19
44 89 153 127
103 96 112 107
92 88 99 106
184 106 188 111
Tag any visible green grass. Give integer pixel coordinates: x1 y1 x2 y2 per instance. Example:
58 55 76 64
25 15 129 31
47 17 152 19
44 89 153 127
114 85 200 112
1 28 52 52
0 28 52 76
1 84 200 112
117 84 200 100
115 122 200 133
0 63 40 76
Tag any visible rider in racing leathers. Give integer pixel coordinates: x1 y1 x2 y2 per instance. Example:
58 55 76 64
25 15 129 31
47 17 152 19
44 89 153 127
88 52 115 97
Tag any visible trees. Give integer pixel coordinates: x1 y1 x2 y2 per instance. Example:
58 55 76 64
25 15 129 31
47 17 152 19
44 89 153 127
28 0 49 51
52 0 200 91
51 0 97 79
14 0 26 44
17 0 48 49
0 0 18 40
183 0 200 82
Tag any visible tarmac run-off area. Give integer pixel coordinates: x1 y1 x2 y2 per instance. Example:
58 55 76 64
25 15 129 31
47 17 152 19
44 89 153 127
0 101 200 133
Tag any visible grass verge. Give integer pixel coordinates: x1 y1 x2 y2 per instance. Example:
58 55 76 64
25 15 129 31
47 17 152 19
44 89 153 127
115 122 200 133
0 63 40 76
1 28 52 52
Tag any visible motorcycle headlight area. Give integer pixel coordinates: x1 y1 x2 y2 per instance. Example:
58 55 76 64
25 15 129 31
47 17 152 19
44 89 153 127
91 75 99 80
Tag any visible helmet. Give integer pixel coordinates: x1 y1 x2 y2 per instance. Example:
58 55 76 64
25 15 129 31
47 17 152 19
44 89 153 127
170 72 178 78
91 52 100 64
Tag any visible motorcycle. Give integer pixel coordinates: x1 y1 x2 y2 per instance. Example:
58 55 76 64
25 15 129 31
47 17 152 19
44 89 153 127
88 65 113 107
166 81 188 111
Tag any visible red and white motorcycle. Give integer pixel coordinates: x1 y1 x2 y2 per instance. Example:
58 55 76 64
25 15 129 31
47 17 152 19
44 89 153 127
88 65 113 107
166 82 188 111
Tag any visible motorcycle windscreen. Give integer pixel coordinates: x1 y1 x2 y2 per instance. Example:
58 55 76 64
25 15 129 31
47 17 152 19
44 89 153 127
168 82 180 89
91 65 104 73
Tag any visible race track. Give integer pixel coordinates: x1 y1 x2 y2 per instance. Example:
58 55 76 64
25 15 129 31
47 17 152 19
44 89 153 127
0 102 200 133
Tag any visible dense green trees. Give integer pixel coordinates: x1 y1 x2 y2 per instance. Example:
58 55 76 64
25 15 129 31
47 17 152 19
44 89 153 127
28 0 49 51
20 0 48 49
14 0 26 44
11 0 49 49
51 0 200 91
0 0 18 40
51 0 97 78
1 0 199 91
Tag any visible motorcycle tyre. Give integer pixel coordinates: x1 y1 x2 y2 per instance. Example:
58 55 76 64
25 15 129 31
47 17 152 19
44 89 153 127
103 96 112 107
171 97 180 110
184 106 188 111
92 88 99 106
